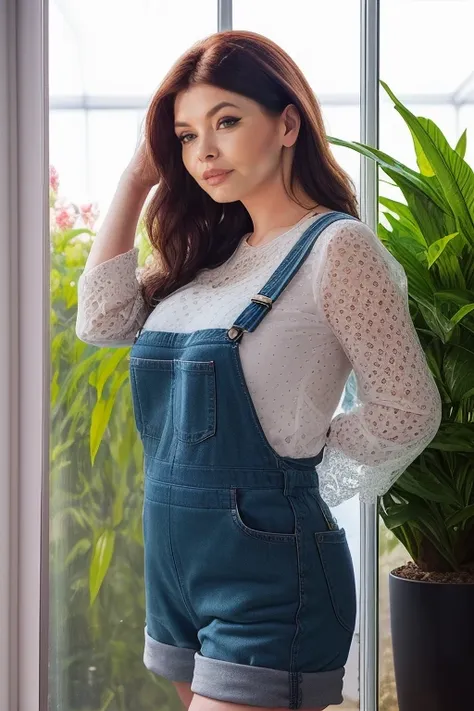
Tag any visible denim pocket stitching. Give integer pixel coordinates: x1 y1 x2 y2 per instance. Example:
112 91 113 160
130 366 144 434
315 529 356 633
230 487 296 544
173 360 216 444
308 488 339 530
129 357 174 441
129 356 174 371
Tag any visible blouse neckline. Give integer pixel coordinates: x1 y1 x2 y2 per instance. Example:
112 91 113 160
242 211 334 251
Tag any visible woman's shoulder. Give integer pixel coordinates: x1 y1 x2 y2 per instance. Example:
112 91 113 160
309 213 406 291
313 213 388 258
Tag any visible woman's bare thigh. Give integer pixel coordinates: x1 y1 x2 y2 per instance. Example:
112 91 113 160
189 693 327 711
173 681 194 709
172 683 329 711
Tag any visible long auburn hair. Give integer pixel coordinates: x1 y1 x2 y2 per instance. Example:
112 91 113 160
139 29 359 312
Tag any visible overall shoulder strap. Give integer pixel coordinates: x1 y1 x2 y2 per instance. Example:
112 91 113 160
227 211 360 342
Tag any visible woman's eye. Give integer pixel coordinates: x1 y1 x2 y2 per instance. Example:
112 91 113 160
219 117 240 129
178 117 240 144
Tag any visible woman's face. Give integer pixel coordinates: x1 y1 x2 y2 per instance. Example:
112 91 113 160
173 83 299 203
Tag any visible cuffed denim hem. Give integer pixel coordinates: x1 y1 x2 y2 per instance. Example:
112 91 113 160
190 650 345 709
143 627 197 683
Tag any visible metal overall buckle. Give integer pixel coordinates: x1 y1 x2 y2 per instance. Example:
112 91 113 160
227 294 273 342
251 294 273 310
227 326 245 342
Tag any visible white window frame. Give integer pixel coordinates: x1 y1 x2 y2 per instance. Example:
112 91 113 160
0 0 380 709
359 2 380 707
1 0 50 710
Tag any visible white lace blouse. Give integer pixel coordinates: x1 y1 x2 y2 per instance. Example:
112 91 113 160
75 212 442 506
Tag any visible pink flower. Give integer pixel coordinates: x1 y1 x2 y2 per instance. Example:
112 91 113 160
52 198 76 231
79 202 100 230
55 208 76 230
49 165 59 193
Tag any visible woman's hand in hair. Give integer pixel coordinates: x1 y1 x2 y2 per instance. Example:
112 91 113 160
125 138 160 190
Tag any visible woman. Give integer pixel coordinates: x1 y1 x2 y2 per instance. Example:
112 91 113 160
76 30 441 711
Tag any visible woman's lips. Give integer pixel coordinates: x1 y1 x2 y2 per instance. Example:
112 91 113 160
205 170 233 185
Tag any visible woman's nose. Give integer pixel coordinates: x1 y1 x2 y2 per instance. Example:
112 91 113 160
197 138 218 162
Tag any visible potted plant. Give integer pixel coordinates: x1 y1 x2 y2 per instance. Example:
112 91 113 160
329 82 474 710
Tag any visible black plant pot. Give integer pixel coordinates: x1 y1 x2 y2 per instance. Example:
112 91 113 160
389 571 474 710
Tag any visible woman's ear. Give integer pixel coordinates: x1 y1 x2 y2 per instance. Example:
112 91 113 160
280 104 301 148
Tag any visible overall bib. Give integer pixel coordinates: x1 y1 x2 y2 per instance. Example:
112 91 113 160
129 211 358 709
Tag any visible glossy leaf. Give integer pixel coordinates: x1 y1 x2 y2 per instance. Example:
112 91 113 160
455 129 467 159
381 81 474 248
89 529 116 605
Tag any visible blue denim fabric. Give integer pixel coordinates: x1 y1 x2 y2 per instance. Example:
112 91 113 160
129 211 358 708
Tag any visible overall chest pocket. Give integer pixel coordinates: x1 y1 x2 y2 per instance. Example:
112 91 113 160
173 359 216 444
129 357 174 439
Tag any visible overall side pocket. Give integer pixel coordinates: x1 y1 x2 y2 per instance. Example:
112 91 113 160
314 528 357 633
230 487 297 544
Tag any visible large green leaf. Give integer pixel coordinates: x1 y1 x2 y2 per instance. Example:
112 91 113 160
381 81 474 248
328 135 447 211
65 538 92 566
455 129 467 159
413 131 435 177
445 504 474 528
382 213 428 258
429 422 474 451
450 303 474 327
443 345 474 402
463 248 474 289
381 233 458 341
395 466 460 507
380 171 469 299
90 370 130 464
384 502 426 529
112 464 128 529
382 233 435 302
384 170 456 248
382 495 458 568
426 233 459 268
384 229 465 341
435 288 474 307
95 348 130 400
89 529 116 605
380 197 426 245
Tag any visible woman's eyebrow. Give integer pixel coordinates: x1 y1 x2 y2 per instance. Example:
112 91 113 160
174 102 241 128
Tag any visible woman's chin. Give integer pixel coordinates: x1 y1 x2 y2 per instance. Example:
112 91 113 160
206 188 241 203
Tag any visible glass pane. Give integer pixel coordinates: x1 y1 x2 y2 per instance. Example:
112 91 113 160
233 3 361 709
48 2 216 711
379 2 474 711
50 0 217 97
380 0 474 94
234 0 360 94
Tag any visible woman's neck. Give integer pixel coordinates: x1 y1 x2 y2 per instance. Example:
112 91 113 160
245 205 335 247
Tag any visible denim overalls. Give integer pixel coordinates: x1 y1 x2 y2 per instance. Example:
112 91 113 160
129 211 358 709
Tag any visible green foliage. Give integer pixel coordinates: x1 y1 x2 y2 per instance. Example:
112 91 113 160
49 201 178 709
329 82 474 575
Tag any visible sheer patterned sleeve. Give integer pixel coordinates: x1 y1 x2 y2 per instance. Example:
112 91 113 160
312 220 442 506
75 247 149 348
